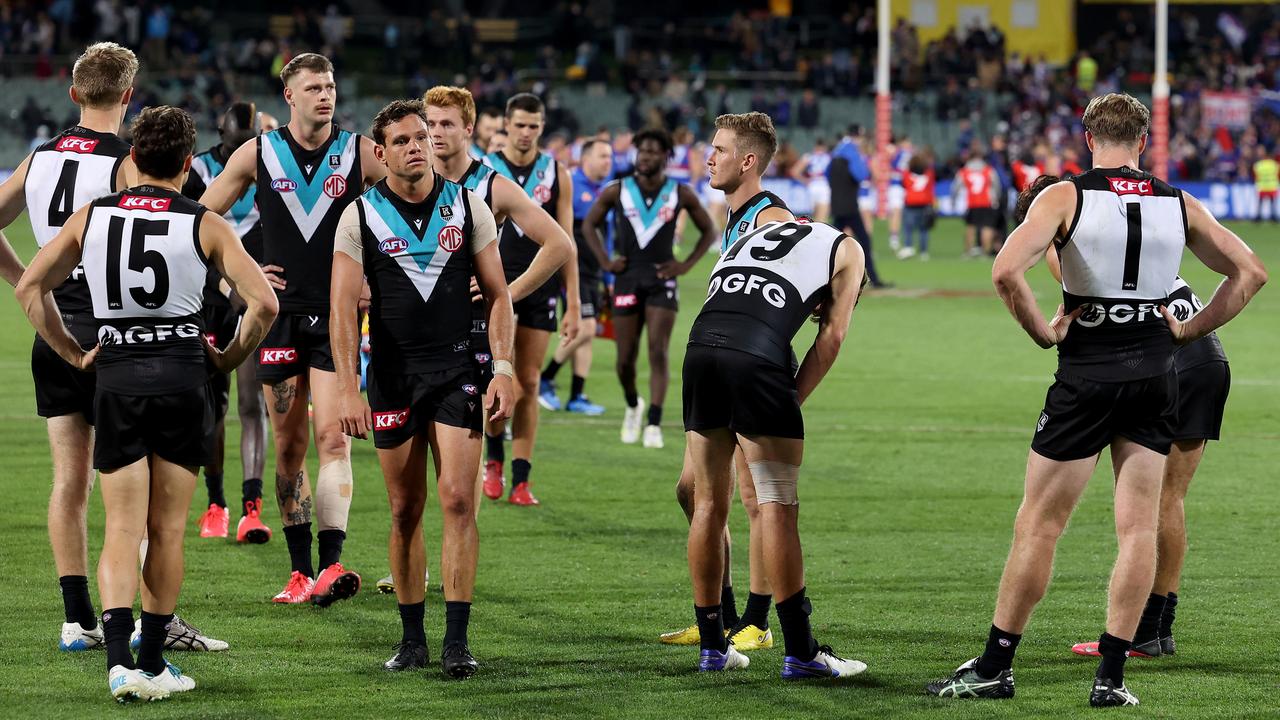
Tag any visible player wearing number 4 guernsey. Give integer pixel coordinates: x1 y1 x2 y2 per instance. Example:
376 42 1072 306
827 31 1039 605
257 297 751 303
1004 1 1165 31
331 101 515 678
200 53 387 606
0 42 225 657
927 93 1266 708
16 106 278 702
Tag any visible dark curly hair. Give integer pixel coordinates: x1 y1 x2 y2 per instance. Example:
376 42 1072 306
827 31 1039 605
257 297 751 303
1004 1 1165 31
633 127 674 156
1013 174 1062 226
129 106 196 179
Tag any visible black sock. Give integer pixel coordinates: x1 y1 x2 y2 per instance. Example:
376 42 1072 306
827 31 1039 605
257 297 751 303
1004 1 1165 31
1135 593 1166 644
721 585 740 627
976 624 1022 678
241 478 263 514
624 389 638 408
135 611 172 675
695 604 728 652
1161 592 1178 637
485 433 505 464
570 374 586 399
1096 632 1131 686
541 359 562 381
646 404 662 426
399 601 427 646
58 575 96 629
774 588 819 661
511 459 531 489
101 607 134 671
739 592 771 630
317 529 346 571
205 471 226 508
283 522 314 578
443 601 471 648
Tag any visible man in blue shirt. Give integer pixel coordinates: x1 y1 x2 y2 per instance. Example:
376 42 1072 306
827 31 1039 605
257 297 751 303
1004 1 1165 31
828 127 888 287
540 139 613 414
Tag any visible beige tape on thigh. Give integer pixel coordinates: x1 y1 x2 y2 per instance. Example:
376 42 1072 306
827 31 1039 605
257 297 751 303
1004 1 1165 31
315 460 354 531
748 460 800 506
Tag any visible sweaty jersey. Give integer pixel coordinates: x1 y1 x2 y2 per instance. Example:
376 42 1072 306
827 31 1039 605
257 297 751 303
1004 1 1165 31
25 126 131 315
257 124 362 313
183 144 262 308
613 176 680 279
721 190 789 253
336 176 495 374
1057 167 1187 381
81 186 210 395
484 150 560 283
690 220 846 368
1168 277 1228 372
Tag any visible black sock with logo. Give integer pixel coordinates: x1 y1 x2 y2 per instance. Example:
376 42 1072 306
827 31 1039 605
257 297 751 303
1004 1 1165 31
976 624 1021 678
695 604 728 652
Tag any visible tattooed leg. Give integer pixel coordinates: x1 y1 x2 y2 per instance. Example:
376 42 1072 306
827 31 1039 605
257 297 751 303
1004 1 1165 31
263 374 312 526
276 469 313 527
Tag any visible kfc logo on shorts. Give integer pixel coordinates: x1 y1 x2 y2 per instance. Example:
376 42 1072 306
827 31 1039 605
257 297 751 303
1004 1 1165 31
462 384 478 396
373 409 409 430
57 136 99 153
117 195 172 212
379 237 409 255
324 175 347 198
259 347 298 364
533 184 551 204
1108 177 1152 196
271 178 297 192
438 226 464 252
615 293 638 308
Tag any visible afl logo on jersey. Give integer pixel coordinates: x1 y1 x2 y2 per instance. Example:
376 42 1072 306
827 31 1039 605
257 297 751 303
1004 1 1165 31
323 175 347 198
271 178 297 192
1108 178 1153 196
379 237 408 255
533 184 551 204
438 226 464 253
56 136 99 153
117 195 172 212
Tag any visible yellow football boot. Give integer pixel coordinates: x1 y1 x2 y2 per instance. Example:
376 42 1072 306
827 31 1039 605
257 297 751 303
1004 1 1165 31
728 624 774 651
659 624 701 645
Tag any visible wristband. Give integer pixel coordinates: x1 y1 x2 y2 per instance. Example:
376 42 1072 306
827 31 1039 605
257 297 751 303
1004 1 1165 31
492 359 514 378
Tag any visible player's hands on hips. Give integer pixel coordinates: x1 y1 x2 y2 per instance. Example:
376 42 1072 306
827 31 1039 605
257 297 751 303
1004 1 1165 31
71 344 100 372
260 264 287 291
1043 304 1081 348
606 257 627 274
338 388 372 440
486 375 514 423
201 335 237 373
655 259 689 279
1159 304 1194 345
469 276 483 303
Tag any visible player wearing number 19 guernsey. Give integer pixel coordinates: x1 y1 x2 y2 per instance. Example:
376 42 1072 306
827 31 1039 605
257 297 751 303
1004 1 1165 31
928 93 1266 708
199 53 386 606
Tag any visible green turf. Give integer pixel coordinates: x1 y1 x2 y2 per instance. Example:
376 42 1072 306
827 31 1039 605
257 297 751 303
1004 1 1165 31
0 215 1276 719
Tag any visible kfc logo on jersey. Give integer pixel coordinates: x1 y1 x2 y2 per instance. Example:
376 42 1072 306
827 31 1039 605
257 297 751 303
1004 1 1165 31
259 347 299 364
379 237 409 255
271 178 297 192
57 136 100 153
117 195 172 212
373 409 409 430
323 175 347 199
1107 178 1153 196
614 293 638 308
438 226 464 252
533 184 551 204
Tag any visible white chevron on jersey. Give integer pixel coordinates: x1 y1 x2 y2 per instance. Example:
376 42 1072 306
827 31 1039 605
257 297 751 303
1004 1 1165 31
358 189 469 304
618 178 679 250
259 131 357 242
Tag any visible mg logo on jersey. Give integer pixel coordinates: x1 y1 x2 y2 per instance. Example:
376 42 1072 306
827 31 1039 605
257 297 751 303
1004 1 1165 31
324 175 347 199
438 226 464 252
117 195 172 212
98 322 201 346
271 178 297 192
379 237 408 255
1108 178 1153 196
707 273 787 309
659 206 675 223
533 184 551 204
373 409 409 430
1074 302 1161 328
259 347 298 364
57 136 100 153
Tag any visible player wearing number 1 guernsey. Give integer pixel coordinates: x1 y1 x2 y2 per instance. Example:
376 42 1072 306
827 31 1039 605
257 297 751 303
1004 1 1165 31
928 93 1266 708
199 53 386 606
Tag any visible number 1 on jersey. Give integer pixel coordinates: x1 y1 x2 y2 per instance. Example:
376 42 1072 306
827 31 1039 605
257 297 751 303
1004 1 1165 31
1122 202 1142 292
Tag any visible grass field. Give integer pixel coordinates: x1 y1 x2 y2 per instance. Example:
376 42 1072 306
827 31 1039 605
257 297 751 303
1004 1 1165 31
1 215 1276 719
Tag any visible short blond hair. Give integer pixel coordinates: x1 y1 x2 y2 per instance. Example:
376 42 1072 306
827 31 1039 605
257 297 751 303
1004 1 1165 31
714 112 778 175
1082 93 1150 147
280 53 333 87
72 42 138 109
423 85 476 127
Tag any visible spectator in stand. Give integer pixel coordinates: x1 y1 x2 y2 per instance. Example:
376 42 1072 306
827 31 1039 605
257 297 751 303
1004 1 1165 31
898 153 936 261
797 88 820 129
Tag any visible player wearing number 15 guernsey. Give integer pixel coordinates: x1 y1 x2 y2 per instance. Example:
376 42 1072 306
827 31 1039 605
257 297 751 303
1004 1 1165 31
928 93 1267 708
683 218 867 678
17 106 278 702
199 53 387 606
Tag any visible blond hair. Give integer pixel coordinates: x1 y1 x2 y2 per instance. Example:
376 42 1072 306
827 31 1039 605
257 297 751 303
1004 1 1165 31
423 86 476 127
714 112 778 175
1082 93 1150 147
279 53 334 87
72 42 138 109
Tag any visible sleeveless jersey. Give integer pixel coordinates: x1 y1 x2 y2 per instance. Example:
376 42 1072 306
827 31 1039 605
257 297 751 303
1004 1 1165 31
1057 167 1187 381
25 126 131 315
690 220 846 368
485 151 559 283
81 186 210 395
460 159 497 208
614 176 680 279
184 144 263 308
356 177 476 374
1167 277 1228 372
721 190 789 253
257 124 362 313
